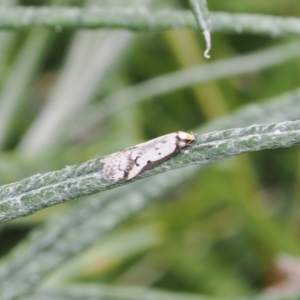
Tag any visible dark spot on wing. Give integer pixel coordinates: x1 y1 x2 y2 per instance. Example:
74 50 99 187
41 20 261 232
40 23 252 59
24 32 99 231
135 156 140 166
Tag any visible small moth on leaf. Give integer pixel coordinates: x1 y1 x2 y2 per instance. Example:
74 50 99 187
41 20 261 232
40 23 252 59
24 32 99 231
101 131 195 182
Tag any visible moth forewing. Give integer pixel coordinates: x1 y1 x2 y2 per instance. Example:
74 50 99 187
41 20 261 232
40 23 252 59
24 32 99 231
101 131 195 182
128 141 177 180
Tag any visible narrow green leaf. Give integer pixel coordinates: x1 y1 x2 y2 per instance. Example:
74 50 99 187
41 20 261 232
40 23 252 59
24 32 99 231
1 120 300 223
73 42 300 136
188 0 211 58
0 92 300 297
0 7 297 38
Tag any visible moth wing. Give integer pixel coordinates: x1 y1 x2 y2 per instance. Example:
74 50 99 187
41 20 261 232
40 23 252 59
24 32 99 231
101 148 133 181
126 138 178 180
137 140 177 166
101 132 194 182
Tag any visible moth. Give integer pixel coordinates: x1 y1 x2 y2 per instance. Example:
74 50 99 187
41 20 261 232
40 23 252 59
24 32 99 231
101 131 195 182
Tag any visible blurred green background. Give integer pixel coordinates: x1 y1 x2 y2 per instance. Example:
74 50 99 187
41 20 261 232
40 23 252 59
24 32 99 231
0 0 300 298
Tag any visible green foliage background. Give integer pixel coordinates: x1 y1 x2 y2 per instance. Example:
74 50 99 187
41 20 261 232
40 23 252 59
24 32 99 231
0 0 300 299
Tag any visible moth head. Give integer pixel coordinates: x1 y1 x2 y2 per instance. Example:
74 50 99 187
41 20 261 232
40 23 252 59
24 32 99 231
176 131 195 147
